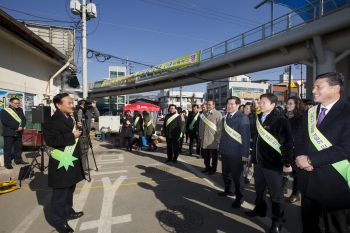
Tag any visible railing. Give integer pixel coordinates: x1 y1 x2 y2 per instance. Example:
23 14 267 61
201 0 350 62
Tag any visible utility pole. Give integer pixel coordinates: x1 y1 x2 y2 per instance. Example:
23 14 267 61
300 65 303 99
70 0 97 99
82 0 87 99
288 65 292 98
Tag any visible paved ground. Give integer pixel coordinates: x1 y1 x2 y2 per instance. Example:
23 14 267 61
0 136 303 233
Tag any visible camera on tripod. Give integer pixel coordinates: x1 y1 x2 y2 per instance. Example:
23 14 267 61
76 97 94 113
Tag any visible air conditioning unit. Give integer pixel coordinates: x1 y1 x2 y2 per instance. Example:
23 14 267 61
87 2 97 19
70 0 81 15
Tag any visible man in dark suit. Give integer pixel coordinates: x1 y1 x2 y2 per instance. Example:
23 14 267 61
295 72 350 233
1 97 28 169
43 93 85 233
218 96 251 209
245 93 293 233
163 104 181 163
186 104 200 156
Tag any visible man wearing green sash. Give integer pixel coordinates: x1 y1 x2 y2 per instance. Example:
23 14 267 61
163 104 181 163
295 72 350 233
218 96 251 209
186 104 200 156
198 100 222 175
1 97 28 169
245 93 293 233
43 93 85 233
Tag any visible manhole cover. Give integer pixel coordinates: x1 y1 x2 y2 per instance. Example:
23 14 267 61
158 205 203 233
145 166 170 175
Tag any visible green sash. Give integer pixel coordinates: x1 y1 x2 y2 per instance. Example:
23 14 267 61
308 106 350 187
180 125 185 138
200 113 217 132
50 123 79 171
166 113 179 127
4 108 22 124
256 118 281 154
134 117 140 126
189 112 199 130
224 116 242 144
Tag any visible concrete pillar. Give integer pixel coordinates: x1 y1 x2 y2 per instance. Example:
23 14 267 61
335 55 350 101
306 66 314 100
317 50 336 74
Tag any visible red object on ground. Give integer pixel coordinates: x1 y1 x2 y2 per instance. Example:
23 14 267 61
122 103 160 112
22 129 42 147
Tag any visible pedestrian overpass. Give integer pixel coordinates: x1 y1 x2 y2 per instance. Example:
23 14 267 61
90 0 350 100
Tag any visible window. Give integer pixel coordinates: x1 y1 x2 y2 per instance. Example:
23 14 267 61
290 92 297 96
208 89 213 95
273 91 283 96
110 71 117 78
118 72 125 77
214 88 219 95
242 78 247 82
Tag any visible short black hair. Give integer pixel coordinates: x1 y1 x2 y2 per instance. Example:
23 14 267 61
316 72 344 94
9 97 20 102
53 93 70 109
226 96 241 105
192 104 199 109
260 93 278 105
176 107 182 113
78 100 85 106
168 104 176 111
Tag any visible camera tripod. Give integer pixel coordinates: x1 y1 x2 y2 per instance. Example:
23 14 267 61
19 128 51 187
77 113 98 182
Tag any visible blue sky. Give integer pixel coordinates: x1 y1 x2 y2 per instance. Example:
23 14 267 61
0 0 305 95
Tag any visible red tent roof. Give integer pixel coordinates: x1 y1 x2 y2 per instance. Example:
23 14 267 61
123 103 160 112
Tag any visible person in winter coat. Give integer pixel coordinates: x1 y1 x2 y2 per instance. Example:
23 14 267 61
43 93 85 233
133 110 144 151
198 100 222 175
177 107 186 153
120 110 134 151
143 111 157 151
245 93 293 233
163 104 182 162
283 96 305 203
186 104 200 156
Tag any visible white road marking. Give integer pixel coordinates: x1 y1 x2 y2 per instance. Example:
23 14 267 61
11 193 51 233
79 176 131 233
70 179 93 230
96 161 124 165
177 158 291 233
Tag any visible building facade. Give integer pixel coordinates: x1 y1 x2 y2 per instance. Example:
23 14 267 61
158 89 205 114
206 75 269 109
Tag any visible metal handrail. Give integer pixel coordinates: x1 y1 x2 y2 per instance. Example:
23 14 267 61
200 0 350 62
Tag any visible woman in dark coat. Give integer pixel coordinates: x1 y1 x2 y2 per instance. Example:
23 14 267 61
133 110 143 151
243 102 256 184
283 96 306 203
120 110 134 151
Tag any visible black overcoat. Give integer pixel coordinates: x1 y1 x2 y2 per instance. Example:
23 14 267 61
163 113 181 139
1 107 27 137
186 111 200 138
295 99 350 209
43 110 84 189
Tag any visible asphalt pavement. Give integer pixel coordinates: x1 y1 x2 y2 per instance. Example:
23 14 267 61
0 135 303 233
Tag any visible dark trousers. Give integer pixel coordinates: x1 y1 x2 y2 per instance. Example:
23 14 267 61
202 148 218 171
253 164 285 225
189 135 200 155
185 132 189 143
166 137 179 160
301 195 349 233
3 136 23 166
221 154 245 200
178 137 184 152
51 185 76 227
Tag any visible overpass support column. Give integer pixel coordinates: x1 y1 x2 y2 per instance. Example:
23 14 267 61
335 55 350 101
317 50 336 75
306 66 314 100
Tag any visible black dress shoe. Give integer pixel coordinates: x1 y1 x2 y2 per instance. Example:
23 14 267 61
172 160 177 163
201 168 210 173
269 224 282 233
208 170 216 175
217 191 233 197
245 209 266 217
56 223 74 233
232 199 244 208
14 160 29 165
5 164 13 169
165 159 172 163
67 211 84 220
286 195 300 203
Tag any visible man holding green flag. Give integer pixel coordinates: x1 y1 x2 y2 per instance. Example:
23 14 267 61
295 72 350 233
